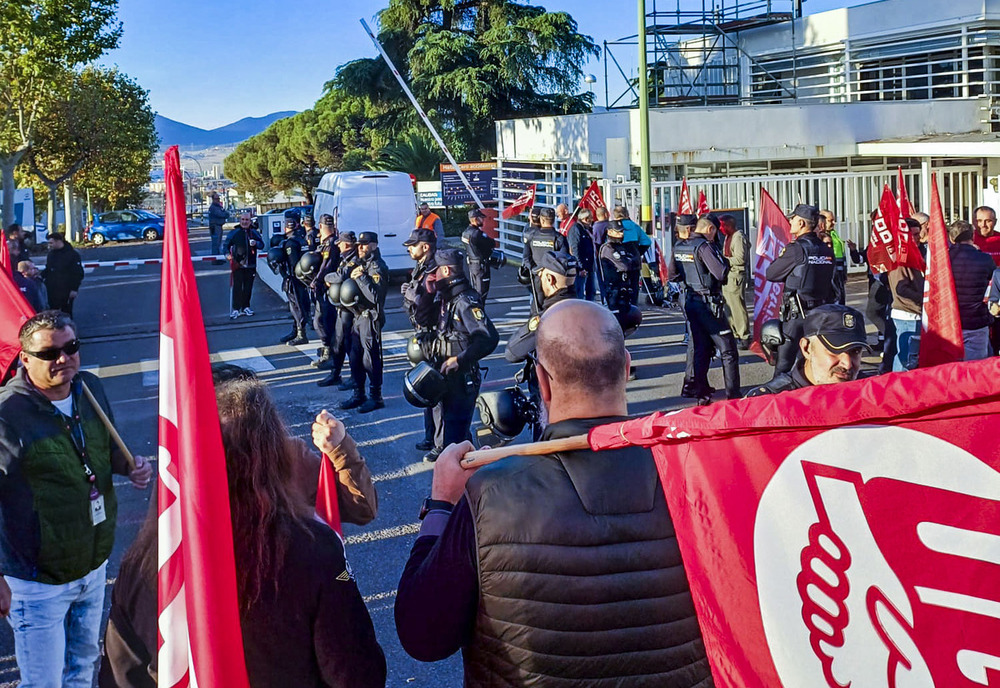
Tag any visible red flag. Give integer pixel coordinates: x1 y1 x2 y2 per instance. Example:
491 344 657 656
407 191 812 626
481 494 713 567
895 169 925 271
867 185 900 274
654 240 669 286
0 236 10 277
589 357 1000 688
750 189 791 359
0 269 35 377
918 174 964 368
679 178 693 215
501 184 536 220
558 181 606 236
316 458 343 535
897 167 916 219
157 146 251 688
696 190 710 216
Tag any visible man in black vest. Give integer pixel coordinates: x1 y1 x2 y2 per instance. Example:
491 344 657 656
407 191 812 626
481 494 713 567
672 216 740 402
278 216 312 346
310 214 341 371
340 232 389 413
395 300 711 687
462 208 496 302
765 204 835 376
318 232 360 389
402 227 439 451
522 207 568 314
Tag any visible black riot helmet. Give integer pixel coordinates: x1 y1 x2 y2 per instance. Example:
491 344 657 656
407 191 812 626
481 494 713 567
516 263 532 285
403 362 447 408
615 305 643 338
325 272 344 305
266 246 285 265
759 319 785 366
294 252 323 284
269 234 285 248
476 387 539 442
337 277 372 310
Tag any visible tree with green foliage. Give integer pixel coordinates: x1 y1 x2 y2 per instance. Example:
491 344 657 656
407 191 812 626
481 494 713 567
367 131 443 181
0 0 122 229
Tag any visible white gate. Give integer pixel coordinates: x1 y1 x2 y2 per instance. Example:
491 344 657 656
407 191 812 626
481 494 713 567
495 160 572 255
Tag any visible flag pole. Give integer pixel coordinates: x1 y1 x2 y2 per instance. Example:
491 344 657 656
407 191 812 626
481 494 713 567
80 380 136 471
461 435 589 469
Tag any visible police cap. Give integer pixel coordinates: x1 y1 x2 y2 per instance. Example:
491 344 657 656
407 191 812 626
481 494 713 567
787 203 820 225
356 231 378 245
534 250 579 277
676 214 698 228
803 304 871 352
302 215 315 227
319 213 335 227
435 248 465 270
284 217 298 228
538 207 556 221
404 228 436 246
468 208 486 221
606 220 625 237
337 230 357 244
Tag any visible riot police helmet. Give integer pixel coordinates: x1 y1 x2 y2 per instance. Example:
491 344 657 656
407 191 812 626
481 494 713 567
615 305 643 338
294 252 322 284
403 362 447 408
759 319 785 366
266 246 285 265
325 272 344 305
476 387 538 442
338 278 372 310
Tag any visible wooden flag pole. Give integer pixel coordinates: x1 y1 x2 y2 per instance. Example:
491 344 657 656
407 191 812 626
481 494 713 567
80 381 137 471
461 434 590 469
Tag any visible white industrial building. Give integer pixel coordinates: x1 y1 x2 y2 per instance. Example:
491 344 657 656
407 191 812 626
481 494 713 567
494 0 1000 258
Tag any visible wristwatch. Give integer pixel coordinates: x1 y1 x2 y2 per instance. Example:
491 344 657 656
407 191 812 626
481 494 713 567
418 498 454 520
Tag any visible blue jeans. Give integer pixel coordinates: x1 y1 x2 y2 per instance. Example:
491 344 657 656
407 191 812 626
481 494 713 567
575 269 597 301
893 316 920 372
210 225 223 255
6 562 107 688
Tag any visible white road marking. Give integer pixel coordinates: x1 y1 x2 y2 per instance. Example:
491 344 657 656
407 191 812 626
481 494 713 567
344 522 420 545
216 347 275 373
140 358 158 387
371 461 435 483
81 364 100 377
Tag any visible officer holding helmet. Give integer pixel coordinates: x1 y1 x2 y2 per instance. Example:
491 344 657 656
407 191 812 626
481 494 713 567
522 207 568 313
765 203 835 376
317 231 359 388
278 214 311 345
310 214 341 370
424 249 499 462
746 304 870 396
401 227 439 451
599 220 641 314
340 232 389 413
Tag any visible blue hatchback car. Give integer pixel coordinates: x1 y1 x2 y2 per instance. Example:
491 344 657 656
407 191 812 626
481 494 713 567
88 209 164 245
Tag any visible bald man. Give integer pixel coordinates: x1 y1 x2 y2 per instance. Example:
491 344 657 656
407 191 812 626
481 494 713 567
396 300 711 687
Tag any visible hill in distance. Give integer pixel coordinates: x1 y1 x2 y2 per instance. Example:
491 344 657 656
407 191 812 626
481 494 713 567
156 111 296 148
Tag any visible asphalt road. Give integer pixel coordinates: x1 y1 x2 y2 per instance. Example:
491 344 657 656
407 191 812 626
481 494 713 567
1 228 877 686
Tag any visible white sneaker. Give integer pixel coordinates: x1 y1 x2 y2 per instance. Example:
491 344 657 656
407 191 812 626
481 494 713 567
242 307 254 316
230 310 240 319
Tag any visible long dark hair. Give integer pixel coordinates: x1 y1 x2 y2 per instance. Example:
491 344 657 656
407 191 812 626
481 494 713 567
215 378 310 609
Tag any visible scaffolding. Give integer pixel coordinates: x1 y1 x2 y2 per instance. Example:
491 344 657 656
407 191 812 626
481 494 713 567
603 0 801 109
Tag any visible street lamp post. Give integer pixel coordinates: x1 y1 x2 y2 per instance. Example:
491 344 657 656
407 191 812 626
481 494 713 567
182 156 205 217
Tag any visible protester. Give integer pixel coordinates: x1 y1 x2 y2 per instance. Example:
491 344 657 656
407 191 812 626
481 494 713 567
887 218 925 371
948 220 996 360
395 300 711 687
718 214 750 348
566 208 596 300
591 205 611 247
223 212 264 319
99 368 385 688
5 225 28 270
820 210 848 304
0 310 152 688
42 232 84 316
207 192 229 256
746 304 870 395
13 260 47 311
975 205 1000 355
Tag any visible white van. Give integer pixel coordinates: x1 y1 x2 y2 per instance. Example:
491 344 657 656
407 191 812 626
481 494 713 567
313 171 416 273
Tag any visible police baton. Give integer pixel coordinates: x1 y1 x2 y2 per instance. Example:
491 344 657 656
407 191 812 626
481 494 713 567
80 381 137 472
461 434 589 469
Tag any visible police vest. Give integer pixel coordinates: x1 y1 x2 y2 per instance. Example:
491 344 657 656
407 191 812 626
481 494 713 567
785 233 835 304
415 212 441 231
527 228 560 267
673 236 717 295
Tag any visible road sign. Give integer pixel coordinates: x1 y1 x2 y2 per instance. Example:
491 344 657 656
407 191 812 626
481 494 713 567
440 162 496 206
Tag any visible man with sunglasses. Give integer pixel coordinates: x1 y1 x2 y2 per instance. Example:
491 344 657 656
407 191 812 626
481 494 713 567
0 310 152 687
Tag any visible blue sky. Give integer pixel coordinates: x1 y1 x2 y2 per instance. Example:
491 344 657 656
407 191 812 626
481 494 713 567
101 0 867 130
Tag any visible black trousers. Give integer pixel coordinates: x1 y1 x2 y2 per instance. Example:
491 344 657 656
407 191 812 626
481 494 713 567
774 317 805 376
231 268 255 311
468 261 491 303
349 312 383 394
284 279 311 330
684 295 740 398
49 292 74 316
330 309 354 377
433 370 481 449
313 292 336 346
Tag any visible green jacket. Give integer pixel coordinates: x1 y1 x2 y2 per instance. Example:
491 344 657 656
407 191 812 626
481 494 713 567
0 369 129 584
829 229 846 260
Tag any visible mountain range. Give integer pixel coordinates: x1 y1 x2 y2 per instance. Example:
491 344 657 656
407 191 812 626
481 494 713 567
155 111 296 148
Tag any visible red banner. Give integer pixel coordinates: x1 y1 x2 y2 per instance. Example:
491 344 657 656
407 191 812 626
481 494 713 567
559 181 607 235
918 174 964 368
679 178 693 215
0 269 35 377
750 189 791 359
0 236 10 277
316 458 343 535
157 146 251 688
895 169 925 272
589 357 1000 688
867 185 899 274
697 190 710 216
501 184 536 220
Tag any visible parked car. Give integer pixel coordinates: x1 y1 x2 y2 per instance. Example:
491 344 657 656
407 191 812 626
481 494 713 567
88 209 165 245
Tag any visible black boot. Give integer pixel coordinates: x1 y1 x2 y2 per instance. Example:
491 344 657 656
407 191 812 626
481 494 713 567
311 347 331 368
317 372 342 387
339 392 366 410
359 389 384 413
279 327 297 343
337 377 357 391
287 327 308 346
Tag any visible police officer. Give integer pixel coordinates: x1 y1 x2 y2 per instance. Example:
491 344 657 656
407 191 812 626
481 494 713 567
522 206 568 313
765 203 835 375
302 214 319 250
672 216 740 401
279 214 312 345
599 221 641 313
746 304 870 396
401 227 439 451
462 208 497 302
317 231 359 388
310 214 341 372
505 251 579 439
425 249 499 462
341 232 389 413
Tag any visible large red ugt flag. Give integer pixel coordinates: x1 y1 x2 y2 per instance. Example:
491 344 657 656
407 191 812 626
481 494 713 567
750 188 791 358
590 358 1000 687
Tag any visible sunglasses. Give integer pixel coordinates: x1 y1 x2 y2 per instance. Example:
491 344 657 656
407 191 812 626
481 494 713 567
24 339 81 361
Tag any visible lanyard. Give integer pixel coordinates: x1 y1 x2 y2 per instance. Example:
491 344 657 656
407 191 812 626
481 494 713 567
56 392 99 496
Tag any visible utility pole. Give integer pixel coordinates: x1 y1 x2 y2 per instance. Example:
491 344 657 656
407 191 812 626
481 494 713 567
638 0 653 235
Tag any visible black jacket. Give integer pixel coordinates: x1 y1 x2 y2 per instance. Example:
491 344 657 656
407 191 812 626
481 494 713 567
567 221 595 272
949 242 996 330
42 243 84 301
353 248 389 325
402 254 438 330
222 226 264 269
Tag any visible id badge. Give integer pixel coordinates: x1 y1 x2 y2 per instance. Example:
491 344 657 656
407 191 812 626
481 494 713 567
90 494 107 526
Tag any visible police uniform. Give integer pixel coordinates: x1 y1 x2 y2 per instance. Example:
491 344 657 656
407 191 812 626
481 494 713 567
429 249 500 460
401 228 440 450
522 208 568 314
341 232 389 413
599 222 641 313
319 232 359 388
279 217 312 345
765 204 836 375
672 225 741 400
303 216 319 251
462 209 497 302
311 217 341 369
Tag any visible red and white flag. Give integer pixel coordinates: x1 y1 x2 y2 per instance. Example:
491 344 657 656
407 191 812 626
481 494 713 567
558 181 606 235
654 240 670 286
0 236 10 277
590 357 1000 687
157 145 251 688
897 167 916 219
750 189 791 359
867 185 900 274
501 184 536 220
696 190 710 216
0 268 35 379
679 178 693 215
918 174 964 368
895 169 925 272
